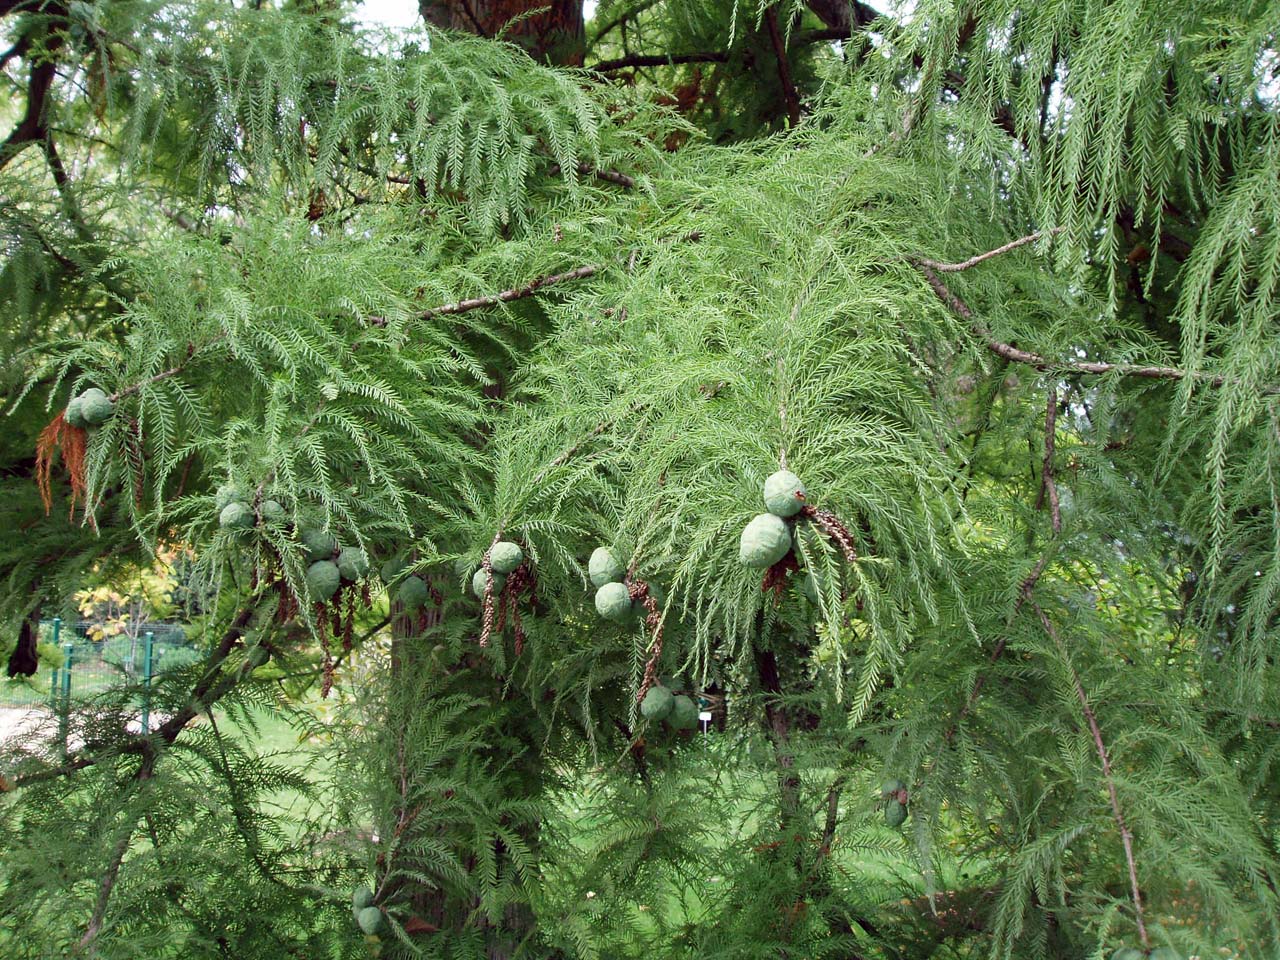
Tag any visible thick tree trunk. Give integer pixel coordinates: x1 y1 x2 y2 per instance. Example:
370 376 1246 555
419 0 585 65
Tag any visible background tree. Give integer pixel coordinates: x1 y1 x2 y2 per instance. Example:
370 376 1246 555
1 1 1278 959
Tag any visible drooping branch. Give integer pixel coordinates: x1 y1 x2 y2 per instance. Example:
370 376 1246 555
76 262 603 419
1033 602 1150 948
530 404 640 486
943 549 1052 743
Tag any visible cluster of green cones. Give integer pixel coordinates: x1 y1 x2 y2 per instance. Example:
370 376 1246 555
739 470 806 568
639 684 700 730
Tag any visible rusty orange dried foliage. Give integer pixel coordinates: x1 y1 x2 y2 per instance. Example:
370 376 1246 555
35 412 88 519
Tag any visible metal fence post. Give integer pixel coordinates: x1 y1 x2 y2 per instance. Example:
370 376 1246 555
140 630 154 734
59 639 73 758
47 617 62 710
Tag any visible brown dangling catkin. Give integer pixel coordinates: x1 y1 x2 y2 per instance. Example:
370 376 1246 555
495 584 509 634
761 550 801 601
512 600 525 657
630 579 665 704
799 504 859 564
477 535 501 647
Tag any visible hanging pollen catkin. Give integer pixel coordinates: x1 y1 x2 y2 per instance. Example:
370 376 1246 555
800 504 858 564
630 578 665 704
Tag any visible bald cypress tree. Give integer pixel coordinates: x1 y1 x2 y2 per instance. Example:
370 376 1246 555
1 2 1278 958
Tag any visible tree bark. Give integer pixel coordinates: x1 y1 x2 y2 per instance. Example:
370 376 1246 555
419 0 585 66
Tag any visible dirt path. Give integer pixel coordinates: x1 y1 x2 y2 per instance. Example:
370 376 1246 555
0 705 55 743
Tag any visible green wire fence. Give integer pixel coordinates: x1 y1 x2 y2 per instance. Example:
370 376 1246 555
1 619 200 725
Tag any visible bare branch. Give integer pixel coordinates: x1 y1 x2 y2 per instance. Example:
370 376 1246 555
79 826 135 951
420 264 600 320
13 598 263 789
579 163 635 189
914 228 1064 273
591 50 729 72
916 263 1279 393
0 8 65 172
764 5 801 128
590 0 663 43
1035 386 1062 533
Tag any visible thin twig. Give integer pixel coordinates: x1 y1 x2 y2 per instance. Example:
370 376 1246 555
944 550 1052 742
1033 602 1149 948
589 51 730 72
914 228 1064 273
530 401 648 486
916 263 1277 393
420 264 600 320
1035 386 1062 532
78 827 135 953
108 337 224 402
812 773 847 873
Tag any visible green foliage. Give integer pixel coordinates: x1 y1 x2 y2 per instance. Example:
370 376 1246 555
2 1 1279 959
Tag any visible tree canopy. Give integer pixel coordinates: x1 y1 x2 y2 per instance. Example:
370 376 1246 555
1 1 1279 958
